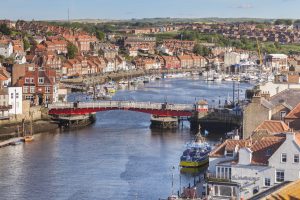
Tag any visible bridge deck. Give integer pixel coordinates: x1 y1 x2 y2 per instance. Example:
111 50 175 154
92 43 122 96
48 101 196 117
49 101 195 111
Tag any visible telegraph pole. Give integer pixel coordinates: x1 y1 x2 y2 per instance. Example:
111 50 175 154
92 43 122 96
232 81 235 107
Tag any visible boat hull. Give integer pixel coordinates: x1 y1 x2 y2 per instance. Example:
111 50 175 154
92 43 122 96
180 157 208 168
23 136 34 142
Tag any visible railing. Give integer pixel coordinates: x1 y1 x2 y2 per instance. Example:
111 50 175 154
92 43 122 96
0 105 13 111
206 173 232 183
48 101 195 111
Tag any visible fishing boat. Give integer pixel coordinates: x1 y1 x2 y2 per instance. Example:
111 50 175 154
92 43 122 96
24 135 34 142
23 116 34 142
96 92 112 100
143 76 150 83
206 76 214 81
180 134 212 168
223 76 232 81
118 80 129 85
104 86 116 93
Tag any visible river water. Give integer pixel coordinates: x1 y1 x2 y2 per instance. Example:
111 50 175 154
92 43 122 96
0 77 252 200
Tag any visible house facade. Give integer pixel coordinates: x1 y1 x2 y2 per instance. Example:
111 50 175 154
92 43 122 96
265 54 288 72
0 40 13 58
207 132 300 200
8 87 23 115
0 88 10 120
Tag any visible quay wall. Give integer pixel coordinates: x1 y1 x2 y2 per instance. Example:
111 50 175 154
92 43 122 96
62 68 203 85
0 103 44 126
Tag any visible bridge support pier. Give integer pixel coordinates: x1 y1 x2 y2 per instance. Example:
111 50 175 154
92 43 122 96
54 113 96 130
150 115 178 129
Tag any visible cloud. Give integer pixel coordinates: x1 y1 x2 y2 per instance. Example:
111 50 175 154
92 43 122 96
236 4 253 9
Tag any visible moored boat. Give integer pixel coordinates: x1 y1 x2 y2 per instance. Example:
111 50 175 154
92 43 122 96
24 135 34 142
180 134 212 168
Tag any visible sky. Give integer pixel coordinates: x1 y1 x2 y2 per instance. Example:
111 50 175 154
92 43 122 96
1 0 300 20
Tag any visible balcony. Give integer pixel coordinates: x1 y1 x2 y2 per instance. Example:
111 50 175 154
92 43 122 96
0 105 12 111
206 173 232 183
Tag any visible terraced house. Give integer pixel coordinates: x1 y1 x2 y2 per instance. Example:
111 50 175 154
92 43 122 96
12 64 56 105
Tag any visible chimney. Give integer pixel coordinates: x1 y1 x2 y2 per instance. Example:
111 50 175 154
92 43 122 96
285 131 295 142
261 91 271 101
251 95 262 104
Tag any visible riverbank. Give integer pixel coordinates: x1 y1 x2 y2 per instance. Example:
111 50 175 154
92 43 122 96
0 119 59 142
62 68 203 86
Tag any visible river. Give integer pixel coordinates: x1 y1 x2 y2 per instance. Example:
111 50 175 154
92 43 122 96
0 77 252 200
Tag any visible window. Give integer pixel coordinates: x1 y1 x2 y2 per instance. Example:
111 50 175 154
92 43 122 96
23 86 28 93
276 170 285 182
219 186 233 197
25 78 30 83
38 77 44 84
216 167 231 180
214 186 219 196
253 186 259 195
30 86 35 93
280 111 286 120
226 151 234 157
45 87 51 93
294 154 299 163
45 96 50 103
30 78 34 83
10 93 13 99
25 95 34 100
16 93 19 99
264 178 271 186
281 153 287 163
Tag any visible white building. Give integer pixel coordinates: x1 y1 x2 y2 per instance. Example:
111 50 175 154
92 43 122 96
207 132 300 200
115 57 127 71
265 54 288 73
157 45 173 56
103 58 115 73
257 82 300 97
224 52 241 67
8 87 22 115
14 54 27 64
0 88 10 120
0 41 13 58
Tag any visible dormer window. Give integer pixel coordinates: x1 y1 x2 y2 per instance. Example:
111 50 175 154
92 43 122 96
226 150 233 157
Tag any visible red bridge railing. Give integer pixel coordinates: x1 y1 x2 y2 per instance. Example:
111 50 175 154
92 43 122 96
48 101 196 117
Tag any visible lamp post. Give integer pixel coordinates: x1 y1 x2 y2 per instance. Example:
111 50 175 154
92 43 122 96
171 166 175 195
14 89 16 119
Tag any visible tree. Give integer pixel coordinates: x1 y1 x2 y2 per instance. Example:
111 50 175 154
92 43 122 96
96 31 105 41
274 42 281 49
193 44 211 56
23 38 30 51
0 24 11 35
67 42 78 59
0 55 4 63
274 19 293 26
